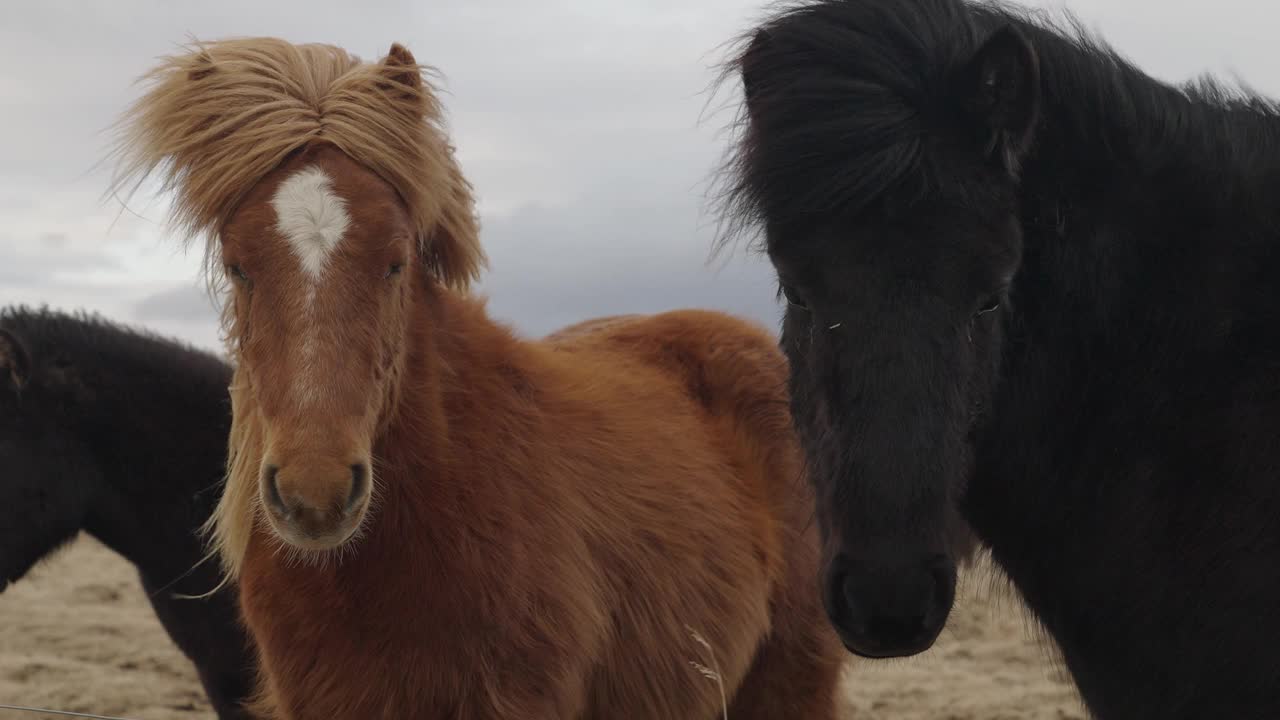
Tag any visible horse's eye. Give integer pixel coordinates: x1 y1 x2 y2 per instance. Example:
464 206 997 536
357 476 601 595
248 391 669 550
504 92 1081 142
385 262 404 279
781 284 808 310
975 295 1002 317
226 264 249 284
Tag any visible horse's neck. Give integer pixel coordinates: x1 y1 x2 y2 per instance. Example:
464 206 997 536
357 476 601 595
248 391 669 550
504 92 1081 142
79 360 230 583
972 63 1280 559
1011 52 1280 314
372 283 522 519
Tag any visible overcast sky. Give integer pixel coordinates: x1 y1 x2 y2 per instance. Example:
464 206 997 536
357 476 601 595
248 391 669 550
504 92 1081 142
3 0 1279 353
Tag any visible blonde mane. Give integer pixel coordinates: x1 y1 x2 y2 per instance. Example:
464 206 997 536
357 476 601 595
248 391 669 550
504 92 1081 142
107 37 486 289
106 37 487 581
203 371 265 581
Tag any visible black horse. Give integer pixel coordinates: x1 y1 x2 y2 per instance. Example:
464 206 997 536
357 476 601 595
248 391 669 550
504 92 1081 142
719 0 1280 716
0 306 255 718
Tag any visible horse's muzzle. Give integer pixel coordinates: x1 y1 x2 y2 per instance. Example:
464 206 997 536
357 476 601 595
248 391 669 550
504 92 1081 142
822 553 956 658
260 460 371 550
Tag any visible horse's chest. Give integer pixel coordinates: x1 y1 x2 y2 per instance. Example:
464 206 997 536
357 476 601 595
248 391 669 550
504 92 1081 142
237 530 579 718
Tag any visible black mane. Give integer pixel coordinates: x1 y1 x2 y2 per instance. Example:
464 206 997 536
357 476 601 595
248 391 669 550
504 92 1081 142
716 0 1280 250
1 304 226 382
1 304 231 442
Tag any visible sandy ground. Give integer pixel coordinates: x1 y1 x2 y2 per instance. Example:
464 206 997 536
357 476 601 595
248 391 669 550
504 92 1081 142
0 536 1084 719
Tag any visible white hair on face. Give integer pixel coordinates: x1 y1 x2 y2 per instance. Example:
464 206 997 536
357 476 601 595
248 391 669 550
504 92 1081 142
271 166 350 281
270 165 351 409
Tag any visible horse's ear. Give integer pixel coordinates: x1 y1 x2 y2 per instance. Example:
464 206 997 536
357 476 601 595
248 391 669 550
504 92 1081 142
959 25 1040 172
740 29 775 122
0 328 30 389
381 43 423 93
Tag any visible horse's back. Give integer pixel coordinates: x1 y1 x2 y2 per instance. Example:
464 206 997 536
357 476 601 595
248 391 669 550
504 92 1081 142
543 314 643 343
546 309 803 501
546 309 789 424
545 309 802 509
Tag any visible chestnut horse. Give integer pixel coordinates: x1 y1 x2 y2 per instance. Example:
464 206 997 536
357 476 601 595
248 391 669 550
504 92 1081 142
108 38 843 719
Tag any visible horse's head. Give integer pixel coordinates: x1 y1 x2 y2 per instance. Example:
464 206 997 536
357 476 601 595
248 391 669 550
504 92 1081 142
222 146 418 550
109 38 484 560
726 1 1038 658
0 321 100 587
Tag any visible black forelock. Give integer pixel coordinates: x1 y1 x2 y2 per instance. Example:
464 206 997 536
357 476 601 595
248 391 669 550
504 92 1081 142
714 0 983 251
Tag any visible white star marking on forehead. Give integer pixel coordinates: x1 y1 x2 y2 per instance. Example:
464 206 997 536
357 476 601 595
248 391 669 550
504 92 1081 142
271 167 351 280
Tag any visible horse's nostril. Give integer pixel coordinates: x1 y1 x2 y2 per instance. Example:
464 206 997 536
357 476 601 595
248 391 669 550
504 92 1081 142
263 465 287 515
345 463 370 513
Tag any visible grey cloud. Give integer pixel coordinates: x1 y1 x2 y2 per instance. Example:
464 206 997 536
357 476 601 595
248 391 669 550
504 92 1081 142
0 246 123 289
477 188 780 337
134 283 220 325
5 0 1280 351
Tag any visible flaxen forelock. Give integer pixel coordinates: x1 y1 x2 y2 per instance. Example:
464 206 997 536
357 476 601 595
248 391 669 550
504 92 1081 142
107 36 486 291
